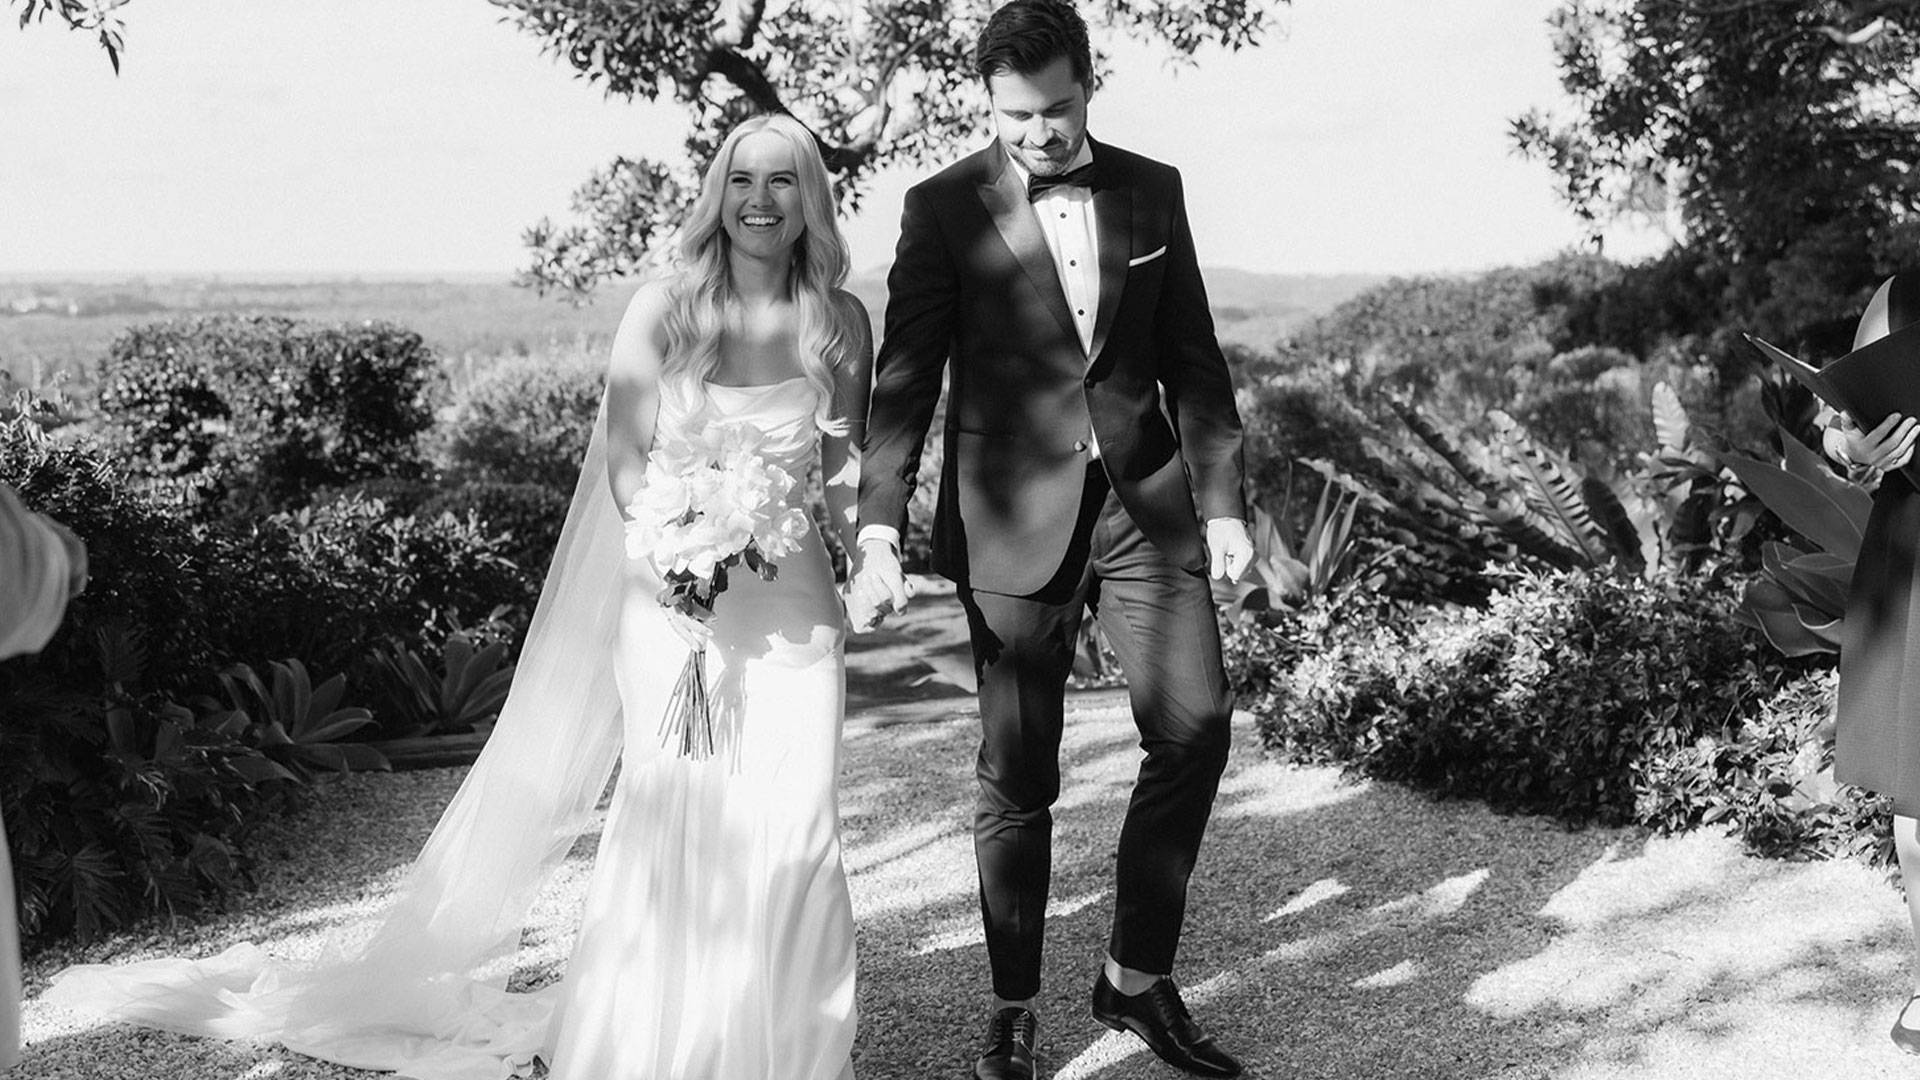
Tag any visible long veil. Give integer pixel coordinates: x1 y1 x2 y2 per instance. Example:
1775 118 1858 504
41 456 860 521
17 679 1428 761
43 396 630 1080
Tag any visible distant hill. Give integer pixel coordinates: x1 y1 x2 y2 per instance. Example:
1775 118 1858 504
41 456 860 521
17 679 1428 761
0 269 1383 388
845 266 1383 353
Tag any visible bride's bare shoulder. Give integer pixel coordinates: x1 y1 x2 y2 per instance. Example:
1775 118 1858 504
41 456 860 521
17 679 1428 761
608 275 682 376
621 273 683 324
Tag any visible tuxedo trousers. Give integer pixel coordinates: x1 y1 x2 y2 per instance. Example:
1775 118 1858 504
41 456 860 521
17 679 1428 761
958 464 1232 1001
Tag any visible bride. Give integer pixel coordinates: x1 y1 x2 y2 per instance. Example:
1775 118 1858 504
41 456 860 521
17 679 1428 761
43 111 874 1080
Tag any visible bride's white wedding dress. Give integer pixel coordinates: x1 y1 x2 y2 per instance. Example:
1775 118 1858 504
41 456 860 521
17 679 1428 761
41 375 857 1080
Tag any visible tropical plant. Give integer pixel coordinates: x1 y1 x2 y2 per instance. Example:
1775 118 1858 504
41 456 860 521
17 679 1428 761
203 660 389 783
1323 381 1734 599
1641 380 1722 574
1 626 268 940
369 632 517 739
1718 431 1872 657
1214 472 1363 627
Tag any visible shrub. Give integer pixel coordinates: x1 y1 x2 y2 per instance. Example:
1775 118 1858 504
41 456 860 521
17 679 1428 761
2 399 227 682
418 479 570 578
433 353 601 492
98 315 436 517
3 399 531 685
1634 668 1894 868
214 494 534 677
1251 569 1776 826
1 629 268 941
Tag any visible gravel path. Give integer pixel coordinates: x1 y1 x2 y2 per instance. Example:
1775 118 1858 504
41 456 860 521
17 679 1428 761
16 594 1920 1078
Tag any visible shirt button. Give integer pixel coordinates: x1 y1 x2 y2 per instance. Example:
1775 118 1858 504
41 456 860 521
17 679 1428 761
1076 308 1085 315
1059 212 1067 219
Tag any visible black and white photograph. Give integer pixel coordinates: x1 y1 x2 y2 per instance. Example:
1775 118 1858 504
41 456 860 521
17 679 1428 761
8 1 1920 1077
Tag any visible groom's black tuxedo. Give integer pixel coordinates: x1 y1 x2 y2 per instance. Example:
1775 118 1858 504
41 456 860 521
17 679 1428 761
859 137 1246 1002
860 138 1247 595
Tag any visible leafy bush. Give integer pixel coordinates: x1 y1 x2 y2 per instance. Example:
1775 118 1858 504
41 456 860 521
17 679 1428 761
1250 569 1775 826
217 494 533 676
98 315 436 517
433 353 601 492
1632 668 1893 868
418 479 570 578
1 629 266 941
2 395 228 681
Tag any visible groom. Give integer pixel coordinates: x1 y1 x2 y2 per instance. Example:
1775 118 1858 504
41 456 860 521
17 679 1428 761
852 1 1252 1077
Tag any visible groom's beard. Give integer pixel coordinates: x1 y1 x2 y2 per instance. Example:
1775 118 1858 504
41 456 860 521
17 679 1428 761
1015 134 1084 177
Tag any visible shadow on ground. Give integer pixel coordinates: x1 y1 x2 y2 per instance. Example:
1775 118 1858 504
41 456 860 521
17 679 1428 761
17 589 1918 1080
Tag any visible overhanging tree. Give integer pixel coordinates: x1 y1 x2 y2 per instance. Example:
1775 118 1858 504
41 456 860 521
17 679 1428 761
1513 0 1920 357
14 0 1281 295
11 0 128 69
490 0 1281 295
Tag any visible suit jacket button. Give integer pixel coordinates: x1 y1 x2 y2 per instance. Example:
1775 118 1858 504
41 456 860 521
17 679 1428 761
1083 377 1095 388
1073 440 1088 452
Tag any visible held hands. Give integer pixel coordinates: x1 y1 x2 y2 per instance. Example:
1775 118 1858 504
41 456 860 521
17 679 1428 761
1206 517 1254 583
1829 412 1920 474
849 539 912 632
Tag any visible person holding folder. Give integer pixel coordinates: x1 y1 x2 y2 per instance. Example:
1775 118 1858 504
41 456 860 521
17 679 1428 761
1817 275 1920 1053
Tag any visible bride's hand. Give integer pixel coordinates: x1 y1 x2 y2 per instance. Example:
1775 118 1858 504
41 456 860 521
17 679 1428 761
663 607 713 650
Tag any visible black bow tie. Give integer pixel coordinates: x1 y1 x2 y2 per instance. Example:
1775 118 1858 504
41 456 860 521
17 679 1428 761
1026 163 1095 201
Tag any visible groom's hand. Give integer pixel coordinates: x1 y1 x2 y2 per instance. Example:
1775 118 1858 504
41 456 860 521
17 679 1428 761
851 538 911 630
1206 517 1254 583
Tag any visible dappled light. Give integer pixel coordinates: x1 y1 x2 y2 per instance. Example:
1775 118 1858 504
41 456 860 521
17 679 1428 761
1215 753 1369 820
20 645 1920 1078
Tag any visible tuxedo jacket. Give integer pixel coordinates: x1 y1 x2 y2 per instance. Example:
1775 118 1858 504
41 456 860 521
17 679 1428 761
858 138 1247 596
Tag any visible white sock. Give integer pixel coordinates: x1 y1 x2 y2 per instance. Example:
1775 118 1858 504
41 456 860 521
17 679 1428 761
1103 954 1162 996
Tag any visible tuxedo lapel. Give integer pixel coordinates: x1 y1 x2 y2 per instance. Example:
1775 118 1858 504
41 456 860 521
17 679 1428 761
977 152 1079 345
1087 167 1131 366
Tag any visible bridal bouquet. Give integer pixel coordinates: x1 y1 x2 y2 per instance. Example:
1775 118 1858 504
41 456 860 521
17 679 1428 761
623 421 811 758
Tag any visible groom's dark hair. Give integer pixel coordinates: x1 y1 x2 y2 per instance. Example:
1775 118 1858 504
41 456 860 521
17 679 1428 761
974 0 1093 89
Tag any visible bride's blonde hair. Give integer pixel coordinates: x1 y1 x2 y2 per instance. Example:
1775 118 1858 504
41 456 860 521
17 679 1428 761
661 112 857 434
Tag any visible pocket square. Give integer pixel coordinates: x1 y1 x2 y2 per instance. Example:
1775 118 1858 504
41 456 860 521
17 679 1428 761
1128 246 1167 268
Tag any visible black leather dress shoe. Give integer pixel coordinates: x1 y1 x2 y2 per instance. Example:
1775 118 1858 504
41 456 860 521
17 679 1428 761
973 1006 1038 1080
1091 971 1242 1078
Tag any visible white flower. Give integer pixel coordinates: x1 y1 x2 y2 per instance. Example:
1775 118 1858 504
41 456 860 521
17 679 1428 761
754 506 811 561
621 420 808 599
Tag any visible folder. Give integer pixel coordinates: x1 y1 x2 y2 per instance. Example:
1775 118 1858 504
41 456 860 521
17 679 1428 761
1747 330 1920 488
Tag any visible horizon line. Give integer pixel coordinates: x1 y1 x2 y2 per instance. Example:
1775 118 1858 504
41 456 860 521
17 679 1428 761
0 265 1484 285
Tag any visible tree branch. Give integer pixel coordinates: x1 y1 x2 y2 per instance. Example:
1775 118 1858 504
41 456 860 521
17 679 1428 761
697 44 878 173
711 0 767 51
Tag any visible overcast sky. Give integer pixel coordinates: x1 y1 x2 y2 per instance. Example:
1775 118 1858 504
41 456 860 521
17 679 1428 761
0 0 1668 279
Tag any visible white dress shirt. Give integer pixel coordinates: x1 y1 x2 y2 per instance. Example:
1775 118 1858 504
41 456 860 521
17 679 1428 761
1010 143 1101 357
